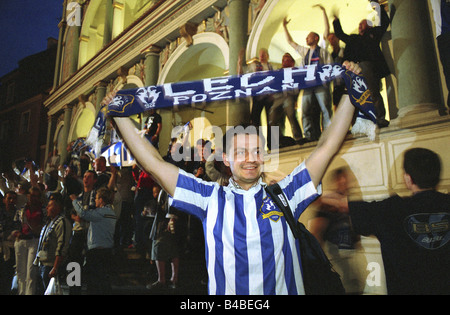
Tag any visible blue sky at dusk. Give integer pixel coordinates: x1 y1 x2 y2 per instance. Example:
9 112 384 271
0 1 62 78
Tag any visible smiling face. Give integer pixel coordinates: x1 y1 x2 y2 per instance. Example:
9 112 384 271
259 49 269 64
223 133 265 190
305 32 319 46
282 53 295 68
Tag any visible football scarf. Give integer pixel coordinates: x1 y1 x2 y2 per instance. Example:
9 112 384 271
87 63 377 157
85 104 108 156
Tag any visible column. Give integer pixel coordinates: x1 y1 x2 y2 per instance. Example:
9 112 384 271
94 81 108 113
44 115 56 165
59 104 73 166
53 1 68 89
141 46 168 154
228 0 250 76
390 0 443 119
112 0 125 39
103 0 114 47
142 45 161 87
69 24 81 76
227 0 251 126
67 0 82 77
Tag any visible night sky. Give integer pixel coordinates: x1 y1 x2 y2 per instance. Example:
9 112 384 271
0 1 62 78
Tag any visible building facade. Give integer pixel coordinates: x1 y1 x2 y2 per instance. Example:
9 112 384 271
0 38 57 172
43 0 450 294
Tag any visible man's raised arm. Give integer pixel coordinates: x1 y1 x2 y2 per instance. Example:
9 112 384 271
112 116 179 196
305 61 360 188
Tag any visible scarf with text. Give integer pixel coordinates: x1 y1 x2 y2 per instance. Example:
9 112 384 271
86 63 377 158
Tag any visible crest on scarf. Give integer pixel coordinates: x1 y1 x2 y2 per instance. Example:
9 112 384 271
403 213 450 250
351 76 373 110
317 64 345 82
260 197 284 222
135 86 161 109
108 94 135 115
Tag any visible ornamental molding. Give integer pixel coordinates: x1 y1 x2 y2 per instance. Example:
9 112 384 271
45 0 222 116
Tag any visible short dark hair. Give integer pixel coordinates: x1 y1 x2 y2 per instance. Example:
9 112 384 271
222 124 266 154
49 193 64 209
85 169 98 180
403 148 441 189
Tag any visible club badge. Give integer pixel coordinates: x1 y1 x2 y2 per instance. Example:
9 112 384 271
260 197 284 222
403 213 450 250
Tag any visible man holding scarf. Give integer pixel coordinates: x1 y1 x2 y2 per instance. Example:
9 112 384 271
104 61 362 294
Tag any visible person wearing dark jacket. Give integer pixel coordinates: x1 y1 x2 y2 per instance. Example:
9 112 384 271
319 148 450 295
333 2 391 128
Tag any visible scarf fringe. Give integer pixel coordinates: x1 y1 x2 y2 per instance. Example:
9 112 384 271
85 128 103 157
351 116 377 141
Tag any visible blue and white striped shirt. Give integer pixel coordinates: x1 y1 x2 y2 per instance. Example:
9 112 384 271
170 162 321 295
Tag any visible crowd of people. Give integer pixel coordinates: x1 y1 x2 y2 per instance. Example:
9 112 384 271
0 121 223 295
237 3 393 149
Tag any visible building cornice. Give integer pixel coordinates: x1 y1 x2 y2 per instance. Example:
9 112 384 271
44 0 225 116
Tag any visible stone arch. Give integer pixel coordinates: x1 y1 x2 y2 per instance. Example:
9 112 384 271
78 0 106 67
244 0 394 135
246 0 377 66
158 32 229 84
69 102 96 142
157 32 230 152
124 74 145 89
53 120 65 158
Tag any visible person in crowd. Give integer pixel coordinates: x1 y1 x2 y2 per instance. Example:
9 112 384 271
315 4 346 108
269 52 304 144
191 138 211 180
67 169 97 294
238 47 276 149
35 193 71 294
79 152 91 177
15 182 29 210
205 150 232 186
318 148 450 295
105 61 362 294
60 164 83 220
147 184 181 291
108 165 135 249
144 108 162 149
333 1 391 127
326 32 346 109
93 156 111 189
308 167 366 294
72 187 117 294
132 164 155 256
283 16 333 142
14 186 44 295
43 149 60 194
0 191 20 295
